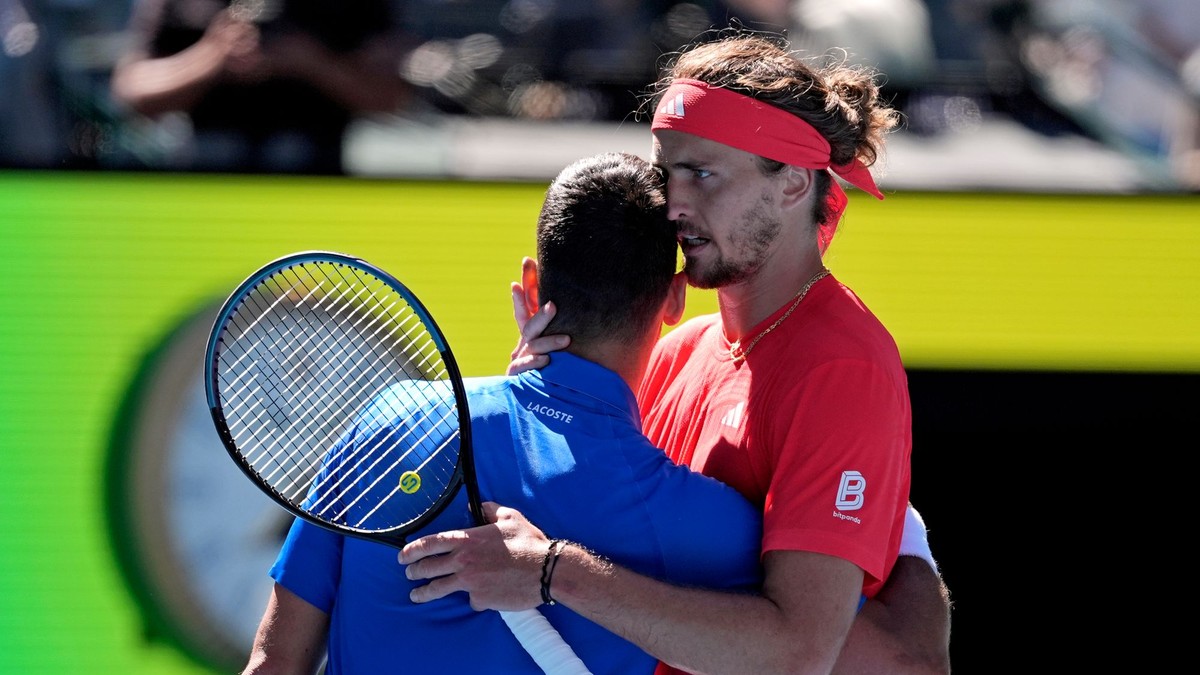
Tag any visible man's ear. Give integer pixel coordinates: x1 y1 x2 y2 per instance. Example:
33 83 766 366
520 256 540 315
663 272 687 327
780 166 815 211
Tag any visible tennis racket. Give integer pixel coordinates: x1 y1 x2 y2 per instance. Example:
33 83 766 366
204 250 591 675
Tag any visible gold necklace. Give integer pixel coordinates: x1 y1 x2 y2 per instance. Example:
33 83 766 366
730 267 830 364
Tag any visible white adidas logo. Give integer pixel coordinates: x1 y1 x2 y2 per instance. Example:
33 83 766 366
720 401 745 428
658 93 686 117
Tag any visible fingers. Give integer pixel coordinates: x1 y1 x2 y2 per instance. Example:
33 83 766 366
480 501 503 523
511 282 532 333
507 335 568 375
509 300 554 361
507 300 569 375
526 333 569 355
399 532 467 604
397 503 548 610
506 353 550 376
522 301 556 342
408 572 463 604
398 529 467 565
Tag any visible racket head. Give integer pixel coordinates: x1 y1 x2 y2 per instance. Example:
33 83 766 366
204 251 478 547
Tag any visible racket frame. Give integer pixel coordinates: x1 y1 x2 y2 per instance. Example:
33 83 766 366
203 250 485 547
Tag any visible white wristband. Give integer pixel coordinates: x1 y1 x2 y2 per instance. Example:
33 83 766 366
898 502 939 572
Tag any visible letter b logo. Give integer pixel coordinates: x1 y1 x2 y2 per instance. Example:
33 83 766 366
836 471 865 511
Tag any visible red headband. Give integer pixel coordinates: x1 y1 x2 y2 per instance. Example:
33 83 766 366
651 78 884 253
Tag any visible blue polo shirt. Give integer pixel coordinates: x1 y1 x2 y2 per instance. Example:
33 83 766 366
271 353 763 674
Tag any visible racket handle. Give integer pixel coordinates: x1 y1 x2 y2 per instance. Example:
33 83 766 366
500 609 593 675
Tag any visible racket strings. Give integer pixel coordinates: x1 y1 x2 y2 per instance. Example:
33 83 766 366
222 273 371 489
250 270 401 468
213 260 462 532
235 264 430 482
314 399 460 527
238 268 416 483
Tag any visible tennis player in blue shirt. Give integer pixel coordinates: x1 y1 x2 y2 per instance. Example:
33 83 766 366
243 151 764 674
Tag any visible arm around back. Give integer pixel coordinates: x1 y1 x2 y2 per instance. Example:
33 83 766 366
546 545 863 675
832 555 953 675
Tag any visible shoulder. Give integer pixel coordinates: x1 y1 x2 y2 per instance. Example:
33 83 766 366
653 312 720 356
462 375 519 416
744 282 906 398
800 279 902 364
463 374 512 396
666 312 721 337
642 313 722 399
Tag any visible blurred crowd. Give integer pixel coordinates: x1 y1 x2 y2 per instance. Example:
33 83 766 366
1 0 1196 188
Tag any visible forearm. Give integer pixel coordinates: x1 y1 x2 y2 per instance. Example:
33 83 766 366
110 44 226 116
832 556 952 675
550 544 854 675
399 506 863 672
828 504 952 674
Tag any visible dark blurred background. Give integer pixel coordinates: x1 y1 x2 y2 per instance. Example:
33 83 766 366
2 0 1198 190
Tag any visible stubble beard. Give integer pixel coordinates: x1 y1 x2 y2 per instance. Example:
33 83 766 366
683 198 782 290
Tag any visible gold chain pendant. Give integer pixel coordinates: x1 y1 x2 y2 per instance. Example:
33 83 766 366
729 267 829 364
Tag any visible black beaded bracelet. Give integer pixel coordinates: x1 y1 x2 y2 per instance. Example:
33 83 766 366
540 539 566 605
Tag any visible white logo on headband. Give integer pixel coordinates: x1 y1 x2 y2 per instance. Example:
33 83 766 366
657 93 686 117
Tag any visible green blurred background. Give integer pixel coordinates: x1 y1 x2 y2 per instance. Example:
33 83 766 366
4 0 1199 670
1 170 1196 673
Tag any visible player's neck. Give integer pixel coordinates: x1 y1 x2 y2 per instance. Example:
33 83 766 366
717 255 826 342
572 338 654 393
